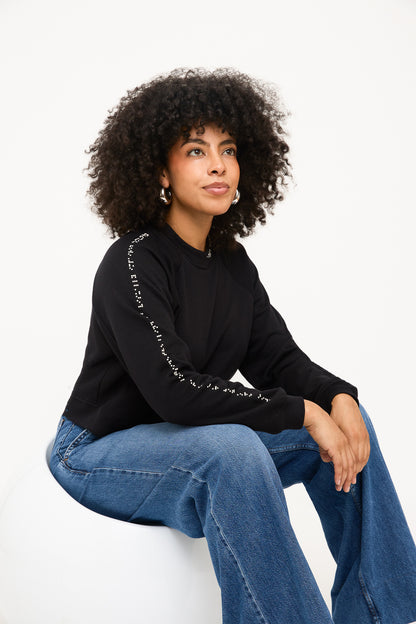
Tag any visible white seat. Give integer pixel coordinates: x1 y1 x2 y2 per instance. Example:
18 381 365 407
0 441 222 624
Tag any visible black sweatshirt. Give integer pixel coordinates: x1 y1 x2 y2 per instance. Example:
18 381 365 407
65 224 358 437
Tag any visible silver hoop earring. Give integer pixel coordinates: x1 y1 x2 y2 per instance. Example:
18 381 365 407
159 187 172 205
231 188 240 205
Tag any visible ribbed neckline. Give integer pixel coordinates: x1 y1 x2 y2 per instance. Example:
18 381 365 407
161 223 213 269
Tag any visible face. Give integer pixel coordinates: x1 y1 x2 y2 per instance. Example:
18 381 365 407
160 124 240 223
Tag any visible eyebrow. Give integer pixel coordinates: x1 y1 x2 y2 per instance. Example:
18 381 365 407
180 137 236 148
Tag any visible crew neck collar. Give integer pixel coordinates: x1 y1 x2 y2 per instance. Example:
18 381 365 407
161 223 213 268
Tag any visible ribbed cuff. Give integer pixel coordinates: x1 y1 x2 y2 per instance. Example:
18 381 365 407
317 382 359 415
270 393 305 433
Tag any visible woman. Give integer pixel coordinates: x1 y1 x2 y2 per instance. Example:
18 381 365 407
50 68 416 623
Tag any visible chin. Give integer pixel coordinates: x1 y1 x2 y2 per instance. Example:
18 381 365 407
207 203 232 217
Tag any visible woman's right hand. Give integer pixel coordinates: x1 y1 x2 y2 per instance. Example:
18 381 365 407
304 400 357 493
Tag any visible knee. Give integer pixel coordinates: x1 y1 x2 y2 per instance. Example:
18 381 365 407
359 403 377 437
193 424 272 473
358 403 385 460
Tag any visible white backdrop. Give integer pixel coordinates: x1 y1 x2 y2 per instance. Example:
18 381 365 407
1 0 415 608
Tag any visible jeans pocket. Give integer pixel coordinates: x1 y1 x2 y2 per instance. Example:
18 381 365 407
52 417 74 460
63 428 97 462
52 417 96 466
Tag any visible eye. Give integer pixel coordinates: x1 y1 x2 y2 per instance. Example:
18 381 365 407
187 147 204 156
223 147 237 156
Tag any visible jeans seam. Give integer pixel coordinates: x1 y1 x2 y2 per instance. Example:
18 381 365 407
56 423 76 461
91 467 165 476
58 460 90 476
267 443 319 454
124 471 167 522
349 481 362 514
64 428 93 460
171 464 270 624
59 461 165 478
358 567 381 623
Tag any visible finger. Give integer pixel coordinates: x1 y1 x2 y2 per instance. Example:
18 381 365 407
357 441 370 472
333 455 343 491
341 446 356 493
347 446 358 491
343 428 369 465
358 434 370 464
336 452 350 492
343 435 369 484
342 459 353 492
319 448 332 463
343 466 356 492
335 444 349 491
347 441 361 480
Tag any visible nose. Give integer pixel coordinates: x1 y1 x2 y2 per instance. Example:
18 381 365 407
207 152 226 175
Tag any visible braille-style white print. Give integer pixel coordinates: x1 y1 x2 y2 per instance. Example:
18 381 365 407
127 233 270 402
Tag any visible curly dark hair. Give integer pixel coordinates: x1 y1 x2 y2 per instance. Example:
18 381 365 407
86 67 291 249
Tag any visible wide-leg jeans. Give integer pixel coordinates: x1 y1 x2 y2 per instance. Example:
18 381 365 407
49 405 416 624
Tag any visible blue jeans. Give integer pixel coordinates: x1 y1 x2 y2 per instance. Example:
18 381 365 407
50 405 416 624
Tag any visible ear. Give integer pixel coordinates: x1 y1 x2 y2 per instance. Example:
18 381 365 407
159 169 170 188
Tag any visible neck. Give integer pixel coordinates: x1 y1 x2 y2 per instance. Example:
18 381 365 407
165 208 212 253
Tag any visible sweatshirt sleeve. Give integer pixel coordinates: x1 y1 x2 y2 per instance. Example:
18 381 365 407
238 254 359 414
92 234 305 434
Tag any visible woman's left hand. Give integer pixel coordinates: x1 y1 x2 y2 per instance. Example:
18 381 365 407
330 394 370 478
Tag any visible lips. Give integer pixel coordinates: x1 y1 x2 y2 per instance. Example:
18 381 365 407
203 182 230 196
203 182 229 189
